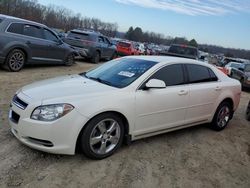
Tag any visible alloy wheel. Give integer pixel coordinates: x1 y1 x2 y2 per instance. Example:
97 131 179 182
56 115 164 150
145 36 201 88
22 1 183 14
217 106 230 128
90 118 121 155
9 52 25 71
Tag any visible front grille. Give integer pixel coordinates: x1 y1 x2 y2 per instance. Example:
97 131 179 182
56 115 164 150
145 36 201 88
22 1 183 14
12 95 28 110
26 137 54 147
10 110 20 124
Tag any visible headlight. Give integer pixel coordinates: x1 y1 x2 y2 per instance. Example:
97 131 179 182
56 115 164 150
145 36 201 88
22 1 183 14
31 104 74 121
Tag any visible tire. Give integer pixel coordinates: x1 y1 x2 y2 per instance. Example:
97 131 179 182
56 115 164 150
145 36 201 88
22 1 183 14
64 53 75 66
246 101 250 121
4 49 25 72
210 102 232 131
80 113 124 159
111 52 117 60
91 51 100 64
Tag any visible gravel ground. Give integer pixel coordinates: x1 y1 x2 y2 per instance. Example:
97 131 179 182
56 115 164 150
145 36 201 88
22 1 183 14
0 61 249 188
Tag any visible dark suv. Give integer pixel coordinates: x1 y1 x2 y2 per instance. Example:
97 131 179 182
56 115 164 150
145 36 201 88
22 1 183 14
0 14 77 71
64 29 117 63
161 44 199 60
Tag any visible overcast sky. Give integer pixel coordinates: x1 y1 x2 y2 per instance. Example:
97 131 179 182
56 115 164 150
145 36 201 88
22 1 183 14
38 0 250 50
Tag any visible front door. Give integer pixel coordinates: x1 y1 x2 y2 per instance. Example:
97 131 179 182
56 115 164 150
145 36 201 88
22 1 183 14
134 64 188 136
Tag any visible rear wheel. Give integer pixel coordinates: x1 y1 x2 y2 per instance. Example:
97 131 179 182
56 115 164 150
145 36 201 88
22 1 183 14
91 51 100 64
211 102 232 131
80 113 124 159
5 49 25 72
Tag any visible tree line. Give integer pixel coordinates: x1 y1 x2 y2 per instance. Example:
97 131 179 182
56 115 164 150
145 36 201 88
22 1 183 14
0 0 118 37
0 0 249 59
125 26 198 47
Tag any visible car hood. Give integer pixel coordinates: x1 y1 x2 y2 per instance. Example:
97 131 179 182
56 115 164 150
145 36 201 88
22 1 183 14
20 74 117 102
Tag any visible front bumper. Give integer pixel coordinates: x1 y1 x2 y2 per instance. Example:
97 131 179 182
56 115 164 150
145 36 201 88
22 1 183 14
9 93 89 155
72 46 89 57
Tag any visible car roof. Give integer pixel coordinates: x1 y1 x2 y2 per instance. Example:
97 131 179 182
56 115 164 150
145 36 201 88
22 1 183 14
125 55 201 64
0 14 46 28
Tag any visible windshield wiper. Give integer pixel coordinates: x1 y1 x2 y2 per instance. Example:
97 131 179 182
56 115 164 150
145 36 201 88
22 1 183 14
88 76 113 87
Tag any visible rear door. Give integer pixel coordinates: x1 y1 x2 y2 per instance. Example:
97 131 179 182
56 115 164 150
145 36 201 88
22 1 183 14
103 37 114 57
185 64 222 124
21 24 52 62
135 64 189 136
98 36 109 58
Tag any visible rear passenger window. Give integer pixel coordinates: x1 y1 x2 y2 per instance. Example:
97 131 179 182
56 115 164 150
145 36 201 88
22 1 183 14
150 64 185 86
208 68 218 81
23 25 43 39
187 64 214 83
7 23 24 34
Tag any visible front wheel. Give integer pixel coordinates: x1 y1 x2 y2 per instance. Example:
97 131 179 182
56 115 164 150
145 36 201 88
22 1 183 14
210 102 232 131
80 113 124 159
65 53 75 66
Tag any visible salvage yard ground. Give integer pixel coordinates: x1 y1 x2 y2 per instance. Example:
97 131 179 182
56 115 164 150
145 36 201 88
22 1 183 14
0 61 250 188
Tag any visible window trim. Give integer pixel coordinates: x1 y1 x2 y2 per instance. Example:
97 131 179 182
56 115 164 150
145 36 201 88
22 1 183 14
5 22 59 43
137 63 187 90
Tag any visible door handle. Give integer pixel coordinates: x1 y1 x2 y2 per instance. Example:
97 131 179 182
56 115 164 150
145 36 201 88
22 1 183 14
26 41 31 45
215 86 221 91
178 90 188 96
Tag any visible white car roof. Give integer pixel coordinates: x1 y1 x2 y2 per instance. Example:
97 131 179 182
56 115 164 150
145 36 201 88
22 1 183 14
126 55 199 64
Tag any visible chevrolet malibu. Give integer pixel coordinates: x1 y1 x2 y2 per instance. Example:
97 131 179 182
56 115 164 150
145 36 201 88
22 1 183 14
9 56 241 159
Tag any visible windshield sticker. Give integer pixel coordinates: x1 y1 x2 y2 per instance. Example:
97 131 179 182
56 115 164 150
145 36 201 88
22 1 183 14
118 71 135 77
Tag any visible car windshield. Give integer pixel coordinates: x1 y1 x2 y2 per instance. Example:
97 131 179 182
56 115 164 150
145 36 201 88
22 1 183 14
68 31 94 41
118 42 131 48
230 63 241 68
81 58 157 88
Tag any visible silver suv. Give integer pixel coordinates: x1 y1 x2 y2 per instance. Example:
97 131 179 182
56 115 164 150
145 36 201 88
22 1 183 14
0 14 78 71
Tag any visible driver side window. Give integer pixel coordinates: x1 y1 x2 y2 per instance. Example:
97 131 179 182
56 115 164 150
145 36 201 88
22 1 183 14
144 64 185 88
43 29 59 42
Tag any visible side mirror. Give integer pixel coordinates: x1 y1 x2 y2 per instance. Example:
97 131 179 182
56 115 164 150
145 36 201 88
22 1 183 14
56 39 63 45
144 79 166 89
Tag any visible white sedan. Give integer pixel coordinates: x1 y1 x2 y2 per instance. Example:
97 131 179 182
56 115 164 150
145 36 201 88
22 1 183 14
9 56 241 159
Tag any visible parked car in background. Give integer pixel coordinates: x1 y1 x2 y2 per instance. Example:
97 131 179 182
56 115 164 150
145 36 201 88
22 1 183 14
162 44 199 60
116 41 139 56
230 62 250 88
225 61 242 76
64 29 117 63
9 56 241 159
216 66 228 75
0 14 78 71
246 100 250 121
135 43 145 55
